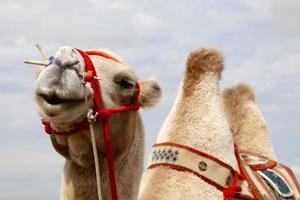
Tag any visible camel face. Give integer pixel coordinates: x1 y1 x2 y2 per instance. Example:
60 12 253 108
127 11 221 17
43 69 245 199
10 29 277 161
34 46 162 123
30 45 162 200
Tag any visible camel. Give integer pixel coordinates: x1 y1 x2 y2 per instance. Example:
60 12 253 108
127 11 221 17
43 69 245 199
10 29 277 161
223 83 277 160
137 45 299 199
33 46 162 200
138 48 240 200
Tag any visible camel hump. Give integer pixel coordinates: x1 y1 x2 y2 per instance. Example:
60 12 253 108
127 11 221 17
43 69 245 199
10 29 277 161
223 83 256 103
186 48 224 79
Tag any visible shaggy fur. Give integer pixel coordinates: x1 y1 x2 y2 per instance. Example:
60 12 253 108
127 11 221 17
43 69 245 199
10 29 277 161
223 83 276 159
138 48 238 200
183 48 224 97
34 47 162 200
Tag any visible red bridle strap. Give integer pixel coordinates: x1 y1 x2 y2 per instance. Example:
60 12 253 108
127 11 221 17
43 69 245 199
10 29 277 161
85 50 121 63
41 119 90 136
76 49 103 112
41 49 140 200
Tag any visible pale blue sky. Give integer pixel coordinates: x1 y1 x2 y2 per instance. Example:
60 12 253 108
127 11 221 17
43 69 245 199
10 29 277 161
1 0 299 199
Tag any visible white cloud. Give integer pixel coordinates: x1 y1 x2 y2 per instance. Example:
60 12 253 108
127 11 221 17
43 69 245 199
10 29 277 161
130 12 163 37
271 0 300 35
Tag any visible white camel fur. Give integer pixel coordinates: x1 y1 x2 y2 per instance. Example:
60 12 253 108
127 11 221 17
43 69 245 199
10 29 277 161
138 48 239 200
223 83 277 160
33 46 162 200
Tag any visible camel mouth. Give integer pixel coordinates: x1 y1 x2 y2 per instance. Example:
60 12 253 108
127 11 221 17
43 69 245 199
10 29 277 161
38 93 84 106
41 94 69 105
35 92 87 118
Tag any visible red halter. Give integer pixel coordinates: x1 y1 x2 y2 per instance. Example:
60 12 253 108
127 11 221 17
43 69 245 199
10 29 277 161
41 49 140 200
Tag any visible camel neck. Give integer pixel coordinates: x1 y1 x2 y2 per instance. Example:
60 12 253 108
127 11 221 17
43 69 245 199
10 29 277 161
158 73 238 168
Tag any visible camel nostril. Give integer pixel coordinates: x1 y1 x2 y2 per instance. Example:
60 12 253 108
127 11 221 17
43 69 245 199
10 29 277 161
55 57 63 67
54 46 80 68
54 56 79 68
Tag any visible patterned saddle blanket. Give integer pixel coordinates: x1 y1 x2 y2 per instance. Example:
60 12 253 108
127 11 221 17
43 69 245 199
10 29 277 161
147 143 300 200
239 150 300 200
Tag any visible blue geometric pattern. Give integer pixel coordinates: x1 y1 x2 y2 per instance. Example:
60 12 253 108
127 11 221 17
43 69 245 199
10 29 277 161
152 148 179 162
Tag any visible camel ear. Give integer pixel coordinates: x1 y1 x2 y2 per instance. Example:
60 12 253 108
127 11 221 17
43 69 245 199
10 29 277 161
138 78 162 108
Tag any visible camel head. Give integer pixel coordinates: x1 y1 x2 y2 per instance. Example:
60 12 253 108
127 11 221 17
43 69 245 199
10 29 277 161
34 46 162 128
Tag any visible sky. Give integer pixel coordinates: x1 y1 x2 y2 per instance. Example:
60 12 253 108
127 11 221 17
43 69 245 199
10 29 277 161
0 0 299 199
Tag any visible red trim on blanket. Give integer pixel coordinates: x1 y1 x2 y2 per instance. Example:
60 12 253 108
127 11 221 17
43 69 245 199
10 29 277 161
147 163 254 200
239 149 277 171
148 163 223 191
234 144 245 178
249 160 277 171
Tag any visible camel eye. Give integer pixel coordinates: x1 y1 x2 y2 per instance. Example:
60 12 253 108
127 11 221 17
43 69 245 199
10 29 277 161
119 79 135 89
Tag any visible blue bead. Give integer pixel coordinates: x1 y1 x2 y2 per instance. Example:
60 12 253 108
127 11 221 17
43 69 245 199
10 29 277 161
49 56 54 65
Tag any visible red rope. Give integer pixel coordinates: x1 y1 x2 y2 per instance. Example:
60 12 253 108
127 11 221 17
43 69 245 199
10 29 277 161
103 117 118 200
41 119 90 136
223 170 242 200
76 49 103 112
